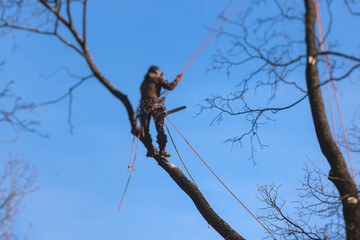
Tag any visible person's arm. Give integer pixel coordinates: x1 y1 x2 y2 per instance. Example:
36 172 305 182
159 74 182 90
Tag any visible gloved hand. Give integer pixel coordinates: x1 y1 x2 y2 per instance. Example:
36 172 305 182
175 74 183 82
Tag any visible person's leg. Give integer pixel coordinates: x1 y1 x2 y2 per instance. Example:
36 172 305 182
141 112 157 157
155 117 170 157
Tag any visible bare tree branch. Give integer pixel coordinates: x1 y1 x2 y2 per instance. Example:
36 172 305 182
344 0 360 16
82 0 87 43
257 165 345 240
0 80 47 137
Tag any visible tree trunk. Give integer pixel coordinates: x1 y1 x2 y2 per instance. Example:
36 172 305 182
304 1 360 239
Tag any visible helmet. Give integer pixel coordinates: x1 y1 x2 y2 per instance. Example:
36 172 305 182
148 65 163 76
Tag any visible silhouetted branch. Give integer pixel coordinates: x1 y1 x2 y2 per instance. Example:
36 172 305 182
34 67 94 134
0 81 46 137
344 0 360 16
340 107 360 152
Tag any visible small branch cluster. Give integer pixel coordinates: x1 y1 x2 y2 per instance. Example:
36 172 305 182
0 81 45 138
258 166 344 239
1 68 92 138
1 0 95 136
0 0 88 55
0 154 38 240
34 67 94 134
343 107 360 152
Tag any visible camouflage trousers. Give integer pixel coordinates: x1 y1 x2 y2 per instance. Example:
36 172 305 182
139 98 167 150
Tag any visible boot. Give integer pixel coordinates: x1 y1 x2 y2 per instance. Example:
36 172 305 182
159 148 171 158
143 132 158 157
146 146 159 157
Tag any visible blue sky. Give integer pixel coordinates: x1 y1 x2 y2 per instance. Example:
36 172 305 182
1 0 359 239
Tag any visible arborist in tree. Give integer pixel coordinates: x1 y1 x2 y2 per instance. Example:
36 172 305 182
139 65 183 158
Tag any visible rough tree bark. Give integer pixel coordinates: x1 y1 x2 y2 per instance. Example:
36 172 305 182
304 0 360 239
155 156 244 240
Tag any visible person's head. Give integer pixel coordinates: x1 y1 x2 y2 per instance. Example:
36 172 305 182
148 65 163 76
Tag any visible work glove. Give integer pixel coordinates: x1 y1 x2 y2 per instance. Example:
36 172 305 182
175 74 183 82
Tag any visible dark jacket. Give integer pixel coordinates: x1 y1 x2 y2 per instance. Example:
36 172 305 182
140 72 179 100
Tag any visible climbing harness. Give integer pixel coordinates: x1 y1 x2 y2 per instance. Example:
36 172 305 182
139 98 166 117
138 97 186 122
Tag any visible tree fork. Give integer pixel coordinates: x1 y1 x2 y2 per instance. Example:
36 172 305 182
304 0 360 239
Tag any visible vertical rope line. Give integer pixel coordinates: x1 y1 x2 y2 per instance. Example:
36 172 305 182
166 117 277 240
118 134 140 213
165 122 198 187
314 0 357 185
314 0 338 144
127 135 136 169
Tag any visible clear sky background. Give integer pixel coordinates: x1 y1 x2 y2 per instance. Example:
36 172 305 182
1 0 359 239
